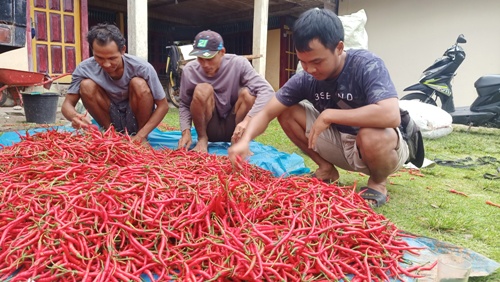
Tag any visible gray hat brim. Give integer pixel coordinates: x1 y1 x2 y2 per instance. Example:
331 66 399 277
188 49 219 59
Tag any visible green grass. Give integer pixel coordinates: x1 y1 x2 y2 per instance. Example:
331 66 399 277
163 108 500 281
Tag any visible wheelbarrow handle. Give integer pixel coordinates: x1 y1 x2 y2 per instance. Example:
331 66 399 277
35 73 71 90
41 73 71 84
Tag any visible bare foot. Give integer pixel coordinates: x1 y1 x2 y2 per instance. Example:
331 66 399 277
192 138 209 153
313 166 340 182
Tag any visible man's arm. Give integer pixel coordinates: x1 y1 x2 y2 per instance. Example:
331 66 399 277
240 58 275 118
62 61 97 129
61 93 92 129
133 97 169 142
321 98 400 128
128 61 170 142
228 96 288 162
229 58 275 144
308 98 401 149
177 64 196 149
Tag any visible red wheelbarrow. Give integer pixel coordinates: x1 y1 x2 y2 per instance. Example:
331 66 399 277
0 68 70 106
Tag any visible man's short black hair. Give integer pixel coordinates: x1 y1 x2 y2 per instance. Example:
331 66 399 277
293 8 344 53
87 23 126 51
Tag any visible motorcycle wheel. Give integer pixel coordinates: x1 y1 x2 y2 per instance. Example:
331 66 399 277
400 92 437 106
165 83 180 108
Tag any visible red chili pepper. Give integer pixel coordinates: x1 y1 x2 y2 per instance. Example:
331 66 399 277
449 189 469 197
0 127 428 280
486 200 500 208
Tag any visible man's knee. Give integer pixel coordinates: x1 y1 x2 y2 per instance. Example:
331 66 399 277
277 109 290 125
278 104 304 128
357 128 397 152
193 83 213 98
237 87 256 105
129 77 150 98
192 83 214 108
79 79 98 98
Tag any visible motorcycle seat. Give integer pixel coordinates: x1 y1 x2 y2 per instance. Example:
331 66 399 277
474 75 500 88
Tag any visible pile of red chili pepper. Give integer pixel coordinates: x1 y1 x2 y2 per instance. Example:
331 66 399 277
0 127 434 281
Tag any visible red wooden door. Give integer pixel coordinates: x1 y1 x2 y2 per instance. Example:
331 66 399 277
30 0 81 83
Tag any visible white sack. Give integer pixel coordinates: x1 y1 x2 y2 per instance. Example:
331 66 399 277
296 9 368 73
399 100 453 139
338 9 369 50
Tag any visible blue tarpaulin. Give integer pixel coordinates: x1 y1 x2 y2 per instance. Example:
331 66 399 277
147 128 310 177
1 126 498 280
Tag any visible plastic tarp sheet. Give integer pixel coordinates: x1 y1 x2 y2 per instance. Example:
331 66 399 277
1 126 498 281
147 128 310 177
402 236 499 280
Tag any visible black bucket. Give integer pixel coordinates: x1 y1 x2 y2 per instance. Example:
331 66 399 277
22 92 59 124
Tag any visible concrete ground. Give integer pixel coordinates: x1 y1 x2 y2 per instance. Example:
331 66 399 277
0 95 67 132
0 79 177 133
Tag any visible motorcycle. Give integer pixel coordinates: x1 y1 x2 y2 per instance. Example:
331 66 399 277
400 34 500 128
164 44 196 108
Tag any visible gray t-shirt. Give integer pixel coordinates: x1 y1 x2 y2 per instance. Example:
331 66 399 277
67 54 165 104
277 49 398 135
179 54 275 132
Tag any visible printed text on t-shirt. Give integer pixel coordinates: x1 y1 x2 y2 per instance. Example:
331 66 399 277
314 92 354 101
314 92 332 101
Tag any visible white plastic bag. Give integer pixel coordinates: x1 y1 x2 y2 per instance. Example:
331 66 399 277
338 9 369 50
296 9 368 73
399 100 453 139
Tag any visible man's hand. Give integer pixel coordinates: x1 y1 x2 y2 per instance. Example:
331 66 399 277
228 140 252 167
231 118 250 144
308 111 331 150
131 134 148 144
178 129 193 150
71 113 92 129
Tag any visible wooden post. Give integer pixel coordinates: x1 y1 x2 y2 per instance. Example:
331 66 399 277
127 0 148 60
252 0 269 77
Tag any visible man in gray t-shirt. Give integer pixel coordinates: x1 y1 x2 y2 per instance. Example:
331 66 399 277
62 23 169 143
177 30 274 152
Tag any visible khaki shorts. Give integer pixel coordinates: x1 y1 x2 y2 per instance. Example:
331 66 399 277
301 101 409 175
